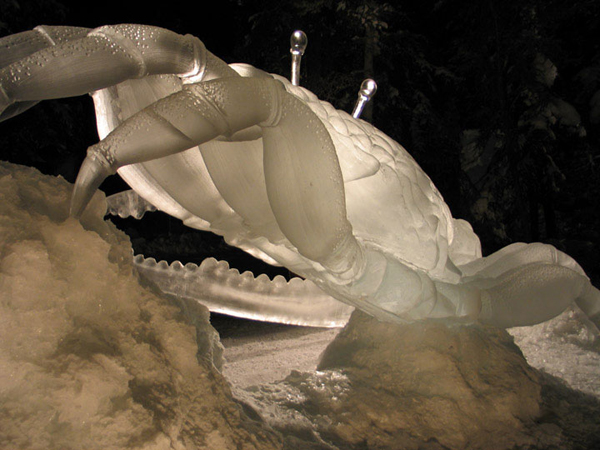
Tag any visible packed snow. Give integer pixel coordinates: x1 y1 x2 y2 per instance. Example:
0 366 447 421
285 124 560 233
1 161 599 449
230 310 600 449
0 162 280 449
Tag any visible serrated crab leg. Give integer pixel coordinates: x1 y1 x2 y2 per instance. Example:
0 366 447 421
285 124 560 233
134 255 353 327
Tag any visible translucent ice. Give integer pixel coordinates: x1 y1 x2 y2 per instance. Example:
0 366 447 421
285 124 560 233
105 189 156 219
1 24 600 330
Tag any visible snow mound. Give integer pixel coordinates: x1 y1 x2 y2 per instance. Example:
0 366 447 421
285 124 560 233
314 311 541 449
510 307 600 396
0 162 280 450
238 311 600 449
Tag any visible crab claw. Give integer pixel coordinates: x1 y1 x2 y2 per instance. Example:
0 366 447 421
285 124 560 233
70 147 115 217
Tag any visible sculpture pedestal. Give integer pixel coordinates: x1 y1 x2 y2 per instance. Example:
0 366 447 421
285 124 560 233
316 311 543 449
237 310 579 449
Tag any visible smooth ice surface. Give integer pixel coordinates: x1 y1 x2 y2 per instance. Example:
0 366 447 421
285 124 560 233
133 254 353 327
0 162 280 450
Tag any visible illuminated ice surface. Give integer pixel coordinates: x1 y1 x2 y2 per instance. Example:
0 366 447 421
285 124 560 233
1 162 599 449
2 24 600 331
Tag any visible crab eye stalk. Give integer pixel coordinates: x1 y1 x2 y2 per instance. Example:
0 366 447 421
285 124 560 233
352 78 377 119
290 30 308 86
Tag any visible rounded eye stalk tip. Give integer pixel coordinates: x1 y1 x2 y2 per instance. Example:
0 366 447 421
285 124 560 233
290 30 308 56
290 30 308 86
352 78 377 119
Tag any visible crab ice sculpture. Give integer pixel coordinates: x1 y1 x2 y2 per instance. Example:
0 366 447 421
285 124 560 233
1 24 599 329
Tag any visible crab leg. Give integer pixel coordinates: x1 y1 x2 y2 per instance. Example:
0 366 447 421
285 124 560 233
71 76 363 278
0 24 234 121
0 26 90 120
134 255 353 327
0 26 88 68
460 243 600 328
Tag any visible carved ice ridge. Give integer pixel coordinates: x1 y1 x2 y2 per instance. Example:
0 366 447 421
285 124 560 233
134 254 352 327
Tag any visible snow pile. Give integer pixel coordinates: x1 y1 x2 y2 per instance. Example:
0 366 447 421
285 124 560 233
510 307 600 397
237 310 600 449
239 311 547 449
315 312 543 449
0 162 280 450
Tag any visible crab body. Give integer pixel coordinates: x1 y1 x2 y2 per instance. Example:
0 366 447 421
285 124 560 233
1 24 599 328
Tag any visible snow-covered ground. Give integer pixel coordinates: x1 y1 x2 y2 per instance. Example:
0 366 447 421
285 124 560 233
216 309 600 399
510 308 600 398
2 161 599 449
216 308 600 449
216 317 340 388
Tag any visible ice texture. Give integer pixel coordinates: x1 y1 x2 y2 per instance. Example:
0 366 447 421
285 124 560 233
0 162 280 450
92 69 600 329
133 254 353 328
2 24 600 330
85 60 600 328
105 189 157 219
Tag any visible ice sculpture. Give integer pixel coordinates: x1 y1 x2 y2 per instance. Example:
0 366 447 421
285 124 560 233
1 24 599 329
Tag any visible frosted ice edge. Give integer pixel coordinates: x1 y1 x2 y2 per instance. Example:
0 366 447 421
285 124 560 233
106 189 157 219
133 254 353 327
